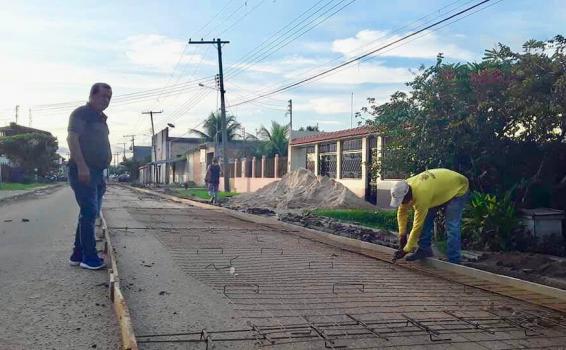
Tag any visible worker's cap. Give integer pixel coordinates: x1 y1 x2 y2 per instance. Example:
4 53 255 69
390 180 409 208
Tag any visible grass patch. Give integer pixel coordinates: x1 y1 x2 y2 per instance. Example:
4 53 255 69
174 188 238 201
312 208 402 231
0 182 45 191
312 208 415 232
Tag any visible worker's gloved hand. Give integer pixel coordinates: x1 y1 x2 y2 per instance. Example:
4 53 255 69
399 235 408 250
392 249 406 262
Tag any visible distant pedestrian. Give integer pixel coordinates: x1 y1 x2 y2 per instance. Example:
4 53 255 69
390 168 469 264
205 157 222 204
67 83 112 270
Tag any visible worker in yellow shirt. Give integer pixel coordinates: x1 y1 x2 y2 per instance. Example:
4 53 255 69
390 168 469 264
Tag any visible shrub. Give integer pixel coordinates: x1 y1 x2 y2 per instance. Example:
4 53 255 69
462 191 529 251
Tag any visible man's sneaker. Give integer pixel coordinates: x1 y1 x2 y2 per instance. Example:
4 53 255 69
80 256 106 270
405 248 434 262
69 248 82 266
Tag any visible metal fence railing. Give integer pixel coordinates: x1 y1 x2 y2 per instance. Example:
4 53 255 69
264 158 275 178
278 157 288 177
254 159 262 178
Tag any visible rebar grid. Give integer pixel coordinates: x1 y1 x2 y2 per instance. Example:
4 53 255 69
104 188 566 349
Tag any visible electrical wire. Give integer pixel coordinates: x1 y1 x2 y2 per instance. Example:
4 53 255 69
228 0 493 107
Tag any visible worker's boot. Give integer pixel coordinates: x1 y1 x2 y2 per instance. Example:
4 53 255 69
405 247 433 261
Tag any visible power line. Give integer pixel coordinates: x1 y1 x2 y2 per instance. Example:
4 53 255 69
28 76 216 113
220 0 332 78
151 0 238 109
224 0 357 80
225 0 476 108
229 0 492 107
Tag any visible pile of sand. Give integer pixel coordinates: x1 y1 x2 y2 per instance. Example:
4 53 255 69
228 168 375 210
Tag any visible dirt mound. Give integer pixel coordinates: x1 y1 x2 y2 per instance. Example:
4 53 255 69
228 168 375 210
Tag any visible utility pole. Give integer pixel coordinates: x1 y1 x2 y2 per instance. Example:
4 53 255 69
29 108 32 127
350 92 354 129
189 38 230 192
287 99 293 141
124 134 136 157
121 143 127 161
113 152 120 169
15 105 19 124
142 110 162 184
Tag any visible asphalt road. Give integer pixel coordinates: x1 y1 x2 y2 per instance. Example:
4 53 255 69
0 186 119 350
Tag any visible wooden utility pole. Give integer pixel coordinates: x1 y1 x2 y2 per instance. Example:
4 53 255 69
113 152 120 169
189 38 230 191
121 142 127 161
15 105 19 124
287 99 293 140
124 135 135 149
350 92 354 128
142 111 162 184
124 134 136 160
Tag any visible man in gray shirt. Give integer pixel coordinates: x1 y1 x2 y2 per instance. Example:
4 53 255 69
67 83 112 270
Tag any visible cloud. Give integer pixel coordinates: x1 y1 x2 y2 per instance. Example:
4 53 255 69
294 97 350 115
332 29 474 60
309 62 413 85
123 34 214 72
228 55 321 75
316 120 343 125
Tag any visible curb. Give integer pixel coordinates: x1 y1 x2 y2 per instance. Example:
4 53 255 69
121 184 566 314
101 213 139 350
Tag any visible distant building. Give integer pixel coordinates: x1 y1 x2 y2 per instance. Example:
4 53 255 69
132 146 152 162
288 126 399 208
139 127 202 184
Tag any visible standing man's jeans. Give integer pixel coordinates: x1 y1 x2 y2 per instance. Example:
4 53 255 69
417 192 469 264
208 182 219 203
69 163 106 260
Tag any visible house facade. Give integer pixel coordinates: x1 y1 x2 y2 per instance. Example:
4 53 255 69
138 127 201 184
288 126 399 208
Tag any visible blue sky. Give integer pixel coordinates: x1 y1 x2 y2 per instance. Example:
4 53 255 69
0 0 564 158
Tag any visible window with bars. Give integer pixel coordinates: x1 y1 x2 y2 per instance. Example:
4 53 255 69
320 154 337 178
341 138 362 179
319 142 336 153
319 142 337 178
306 146 316 173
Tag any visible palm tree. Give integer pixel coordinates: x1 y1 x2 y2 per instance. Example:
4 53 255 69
259 121 289 157
189 112 241 142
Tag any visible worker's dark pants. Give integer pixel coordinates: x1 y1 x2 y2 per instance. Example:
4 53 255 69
418 192 469 264
69 164 106 259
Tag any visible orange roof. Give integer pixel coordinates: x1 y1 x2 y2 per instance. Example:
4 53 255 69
290 126 375 145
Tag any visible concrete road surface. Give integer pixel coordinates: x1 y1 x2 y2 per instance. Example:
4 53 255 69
0 186 120 350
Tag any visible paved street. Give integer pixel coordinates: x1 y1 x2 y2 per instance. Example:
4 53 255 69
105 185 566 350
0 186 119 350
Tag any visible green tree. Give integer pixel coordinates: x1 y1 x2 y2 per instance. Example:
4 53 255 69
0 132 59 177
298 125 320 132
363 36 566 209
189 112 241 142
259 121 289 157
